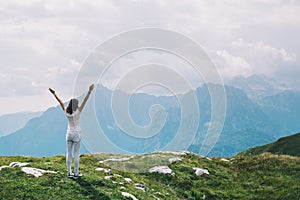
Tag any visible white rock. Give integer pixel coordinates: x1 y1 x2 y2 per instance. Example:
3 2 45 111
168 157 182 164
158 151 188 155
135 187 145 191
99 156 134 163
193 168 209 176
21 167 57 177
9 162 29 167
124 178 132 182
121 192 139 200
95 167 112 173
135 183 147 191
0 165 9 171
104 176 112 180
1 162 29 172
120 186 126 189
114 174 122 177
220 158 229 162
149 166 174 175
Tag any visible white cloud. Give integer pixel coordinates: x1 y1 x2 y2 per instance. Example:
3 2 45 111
0 0 300 114
0 69 42 96
213 50 251 80
232 38 297 62
100 50 204 93
227 38 298 77
279 49 297 62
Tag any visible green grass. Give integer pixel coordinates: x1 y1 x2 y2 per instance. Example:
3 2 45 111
1 152 300 199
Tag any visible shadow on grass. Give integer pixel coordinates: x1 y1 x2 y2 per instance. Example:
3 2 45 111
74 177 110 200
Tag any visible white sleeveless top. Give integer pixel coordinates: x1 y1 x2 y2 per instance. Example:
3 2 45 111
66 109 81 131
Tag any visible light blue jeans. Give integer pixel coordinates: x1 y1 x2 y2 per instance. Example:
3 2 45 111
66 130 81 175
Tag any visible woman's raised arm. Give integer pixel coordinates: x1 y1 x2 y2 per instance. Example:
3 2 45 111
78 84 94 112
49 88 65 111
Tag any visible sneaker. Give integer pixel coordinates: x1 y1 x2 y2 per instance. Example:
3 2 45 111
68 172 74 178
73 173 83 179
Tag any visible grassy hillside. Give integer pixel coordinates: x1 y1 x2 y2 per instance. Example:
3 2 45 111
1 152 300 199
240 132 300 157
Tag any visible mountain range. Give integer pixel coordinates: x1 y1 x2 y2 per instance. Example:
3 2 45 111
228 74 291 100
0 75 299 157
0 111 42 137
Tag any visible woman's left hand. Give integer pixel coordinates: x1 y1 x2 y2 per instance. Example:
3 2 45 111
49 88 55 94
89 84 94 92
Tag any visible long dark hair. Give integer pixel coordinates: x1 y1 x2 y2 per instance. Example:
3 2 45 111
66 99 79 114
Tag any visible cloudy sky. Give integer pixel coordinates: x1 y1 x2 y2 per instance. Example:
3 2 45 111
0 0 299 115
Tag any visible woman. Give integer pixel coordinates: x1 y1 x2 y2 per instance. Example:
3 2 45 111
49 84 94 178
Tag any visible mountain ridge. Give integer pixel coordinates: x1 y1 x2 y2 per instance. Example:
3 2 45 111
228 74 289 100
1 80 299 157
239 132 300 157
0 111 42 137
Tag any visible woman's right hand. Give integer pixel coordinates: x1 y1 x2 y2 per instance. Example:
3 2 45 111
89 84 94 92
49 88 55 94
